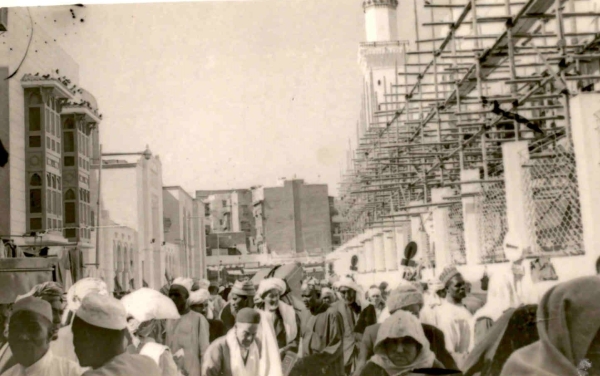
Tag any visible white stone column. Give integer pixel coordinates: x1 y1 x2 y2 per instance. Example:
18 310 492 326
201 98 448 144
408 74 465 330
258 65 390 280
570 93 600 276
384 229 398 271
461 169 483 266
409 201 425 261
432 188 453 271
394 223 409 269
356 244 366 274
502 141 535 254
373 231 386 272
362 234 374 273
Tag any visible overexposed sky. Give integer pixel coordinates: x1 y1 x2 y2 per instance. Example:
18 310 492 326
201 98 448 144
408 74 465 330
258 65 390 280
5 0 421 196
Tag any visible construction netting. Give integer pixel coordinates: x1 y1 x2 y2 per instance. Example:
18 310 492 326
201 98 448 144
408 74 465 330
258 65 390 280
521 142 584 257
475 181 508 264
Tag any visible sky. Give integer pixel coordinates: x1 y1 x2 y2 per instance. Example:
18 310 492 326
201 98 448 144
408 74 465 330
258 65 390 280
7 0 422 196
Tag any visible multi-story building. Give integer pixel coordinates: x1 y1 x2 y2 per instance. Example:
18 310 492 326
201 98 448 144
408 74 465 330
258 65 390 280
0 7 100 287
163 186 206 280
252 179 332 256
329 197 343 249
100 153 165 289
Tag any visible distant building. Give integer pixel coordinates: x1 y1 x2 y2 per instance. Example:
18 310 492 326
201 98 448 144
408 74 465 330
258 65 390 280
206 231 247 256
163 186 207 280
196 189 256 251
330 197 343 249
252 179 332 256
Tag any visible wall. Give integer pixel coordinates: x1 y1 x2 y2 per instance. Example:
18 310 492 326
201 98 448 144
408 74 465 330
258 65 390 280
263 184 296 253
299 184 331 254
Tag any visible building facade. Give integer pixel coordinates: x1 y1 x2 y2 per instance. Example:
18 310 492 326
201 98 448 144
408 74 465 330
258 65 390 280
0 7 101 289
252 179 332 256
163 185 206 280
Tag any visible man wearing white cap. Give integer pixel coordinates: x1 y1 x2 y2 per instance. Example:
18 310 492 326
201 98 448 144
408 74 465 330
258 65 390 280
165 277 210 376
220 280 256 332
3 297 81 376
72 293 161 376
333 277 363 375
50 278 109 366
255 278 300 358
189 289 227 343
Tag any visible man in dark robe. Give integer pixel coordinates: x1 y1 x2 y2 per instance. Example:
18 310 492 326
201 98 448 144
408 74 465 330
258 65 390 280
354 284 457 376
291 284 344 376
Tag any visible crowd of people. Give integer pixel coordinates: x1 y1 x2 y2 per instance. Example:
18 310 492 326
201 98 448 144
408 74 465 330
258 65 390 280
0 264 600 376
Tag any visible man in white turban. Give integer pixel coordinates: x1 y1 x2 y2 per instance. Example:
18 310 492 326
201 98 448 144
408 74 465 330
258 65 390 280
220 280 256 332
165 278 210 376
189 289 227 343
255 278 300 358
333 277 363 375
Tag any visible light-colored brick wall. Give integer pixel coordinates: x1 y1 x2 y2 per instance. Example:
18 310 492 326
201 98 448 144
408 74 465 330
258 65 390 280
299 184 332 254
263 185 296 253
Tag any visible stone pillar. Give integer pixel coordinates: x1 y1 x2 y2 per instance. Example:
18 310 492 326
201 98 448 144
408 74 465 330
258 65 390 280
394 223 409 268
357 244 366 274
502 141 535 254
432 188 453 271
570 93 600 276
384 229 398 271
373 231 386 272
461 169 483 266
409 201 425 261
362 234 374 273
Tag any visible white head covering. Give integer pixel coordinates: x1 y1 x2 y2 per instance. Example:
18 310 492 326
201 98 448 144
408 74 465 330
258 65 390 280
121 287 180 324
172 277 194 294
426 278 445 293
66 278 108 313
337 276 365 307
198 279 211 290
256 278 286 298
321 287 335 299
367 287 382 299
76 292 127 330
189 289 211 305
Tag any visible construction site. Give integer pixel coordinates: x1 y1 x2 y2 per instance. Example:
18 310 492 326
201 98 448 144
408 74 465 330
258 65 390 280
327 0 600 287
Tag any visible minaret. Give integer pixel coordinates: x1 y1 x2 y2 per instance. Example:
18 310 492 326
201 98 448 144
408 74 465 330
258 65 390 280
358 0 406 131
363 0 399 42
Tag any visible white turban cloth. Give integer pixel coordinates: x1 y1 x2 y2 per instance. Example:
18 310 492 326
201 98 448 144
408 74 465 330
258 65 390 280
256 278 286 298
189 289 214 319
66 278 108 314
172 277 194 294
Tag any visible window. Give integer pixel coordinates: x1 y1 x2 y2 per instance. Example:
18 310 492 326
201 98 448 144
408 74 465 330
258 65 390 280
222 200 227 208
30 174 41 186
65 202 76 223
65 229 76 238
64 118 74 129
65 189 75 200
64 157 74 166
30 218 42 230
29 136 41 148
29 108 41 131
30 189 42 213
47 188 52 214
64 132 74 152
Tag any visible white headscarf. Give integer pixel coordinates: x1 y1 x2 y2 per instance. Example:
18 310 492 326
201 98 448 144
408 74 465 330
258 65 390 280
172 277 194 294
189 289 214 319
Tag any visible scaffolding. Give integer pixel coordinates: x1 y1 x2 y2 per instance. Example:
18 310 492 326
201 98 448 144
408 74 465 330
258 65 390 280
339 0 600 262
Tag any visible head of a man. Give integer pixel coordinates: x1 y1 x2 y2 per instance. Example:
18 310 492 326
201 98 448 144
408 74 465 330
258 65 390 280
169 285 190 314
208 285 219 296
387 284 424 318
31 282 65 341
321 288 335 305
368 288 384 308
262 289 280 312
381 336 421 367
446 274 467 302
8 297 53 368
190 301 210 317
189 289 211 318
234 308 260 349
231 293 251 313
301 287 322 314
339 286 356 305
72 293 128 369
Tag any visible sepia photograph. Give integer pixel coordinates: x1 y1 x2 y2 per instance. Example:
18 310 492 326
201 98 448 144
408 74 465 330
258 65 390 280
0 0 600 374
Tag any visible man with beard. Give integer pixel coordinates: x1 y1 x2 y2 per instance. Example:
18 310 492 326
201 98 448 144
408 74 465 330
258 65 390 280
189 289 227 343
165 277 210 376
436 265 473 369
2 297 81 376
333 277 363 375
220 280 256 332
72 293 161 376
291 283 344 376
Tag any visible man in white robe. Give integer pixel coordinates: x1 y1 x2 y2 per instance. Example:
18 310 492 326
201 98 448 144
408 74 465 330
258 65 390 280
202 308 282 376
435 265 473 369
3 297 81 376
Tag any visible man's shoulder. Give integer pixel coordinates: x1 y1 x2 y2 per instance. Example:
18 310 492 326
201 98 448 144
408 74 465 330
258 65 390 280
83 353 161 376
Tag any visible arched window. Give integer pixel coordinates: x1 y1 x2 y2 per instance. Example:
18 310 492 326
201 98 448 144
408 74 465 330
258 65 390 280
29 92 42 106
64 118 75 130
46 173 51 186
65 189 75 200
51 176 56 189
30 174 41 187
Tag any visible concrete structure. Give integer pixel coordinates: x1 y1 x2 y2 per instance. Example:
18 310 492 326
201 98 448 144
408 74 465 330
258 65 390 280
206 232 247 256
0 7 101 284
100 153 164 289
252 179 332 256
163 186 206 280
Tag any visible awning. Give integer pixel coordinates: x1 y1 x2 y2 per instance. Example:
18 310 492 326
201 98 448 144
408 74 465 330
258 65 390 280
304 266 323 273
227 270 243 276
